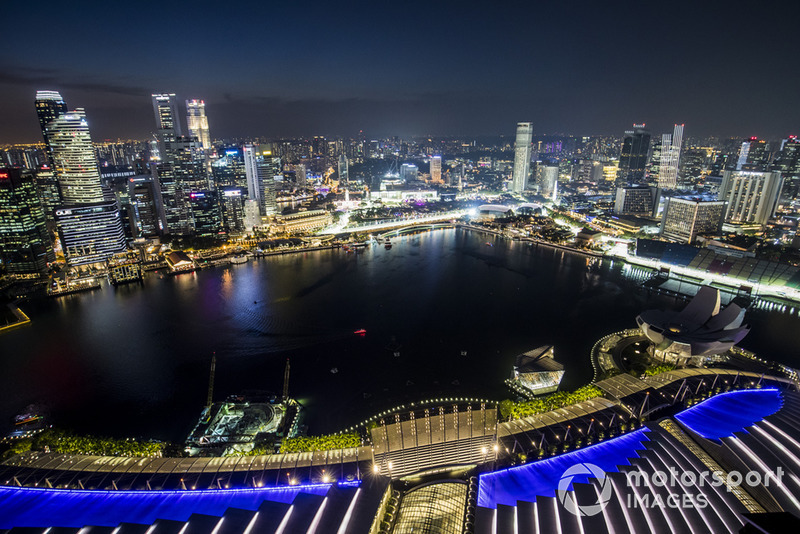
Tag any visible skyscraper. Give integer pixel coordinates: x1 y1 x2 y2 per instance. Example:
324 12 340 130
430 155 442 184
660 197 725 243
34 91 67 168
617 124 651 184
128 176 163 237
400 163 418 182
152 94 182 155
295 163 307 187
185 99 211 149
243 145 278 216
658 124 684 189
219 187 245 233
773 136 800 199
151 93 204 234
0 168 54 275
338 155 349 188
536 164 559 200
719 170 783 226
614 186 660 216
736 137 770 170
512 122 533 193
47 110 106 204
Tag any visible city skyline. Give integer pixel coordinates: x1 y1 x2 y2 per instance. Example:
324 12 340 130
2 1 800 143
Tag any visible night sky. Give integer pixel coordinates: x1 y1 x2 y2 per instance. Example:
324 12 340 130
2 0 799 143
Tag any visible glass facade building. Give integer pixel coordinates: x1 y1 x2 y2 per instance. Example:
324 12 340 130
0 168 54 275
512 122 533 193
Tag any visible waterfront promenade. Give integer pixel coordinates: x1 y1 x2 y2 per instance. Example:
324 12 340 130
2 368 794 491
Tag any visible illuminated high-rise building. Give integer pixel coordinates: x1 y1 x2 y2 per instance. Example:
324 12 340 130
243 145 278 216
219 187 245 233
658 124 684 189
430 155 442 184
151 93 205 234
736 137 770 170
512 122 533 193
34 93 126 265
338 155 349 188
773 136 800 199
128 175 163 237
400 163 418 183
295 163 307 186
47 109 105 204
0 168 54 275
151 93 182 155
34 91 67 168
535 164 559 200
660 197 725 243
617 124 651 184
719 170 783 226
185 99 211 149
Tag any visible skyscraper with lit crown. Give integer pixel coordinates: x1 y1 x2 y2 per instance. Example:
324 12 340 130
34 91 67 168
47 110 106 204
185 99 211 149
35 92 126 265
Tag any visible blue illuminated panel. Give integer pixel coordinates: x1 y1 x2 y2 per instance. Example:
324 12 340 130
0 482 357 528
675 387 783 440
478 428 650 508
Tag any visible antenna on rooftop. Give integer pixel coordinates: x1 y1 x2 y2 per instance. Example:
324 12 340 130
207 353 216 408
283 358 290 400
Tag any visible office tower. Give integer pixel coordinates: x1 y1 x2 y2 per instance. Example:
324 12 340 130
617 124 651 184
211 148 247 189
312 136 326 157
430 155 442 184
47 110 105 204
54 202 127 265
295 163 307 186
172 137 209 192
151 94 204 234
736 137 770 170
243 199 261 231
185 100 211 149
35 100 127 265
152 94 182 155
659 197 725 243
219 187 245 233
0 168 54 275
614 186 660 216
658 124 684 189
187 191 222 237
244 145 279 216
536 164 559 200
243 145 258 200
153 162 192 235
773 136 800 199
719 170 783 225
34 91 68 167
512 122 533 193
400 163 418 182
338 155 349 188
34 167 61 231
128 176 163 237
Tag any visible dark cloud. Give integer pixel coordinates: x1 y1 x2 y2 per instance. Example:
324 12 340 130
1 1 799 143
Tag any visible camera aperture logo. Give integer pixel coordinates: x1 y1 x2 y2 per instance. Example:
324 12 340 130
557 462 785 516
556 462 612 516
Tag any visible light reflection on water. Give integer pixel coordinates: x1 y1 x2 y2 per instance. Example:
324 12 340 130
0 228 798 441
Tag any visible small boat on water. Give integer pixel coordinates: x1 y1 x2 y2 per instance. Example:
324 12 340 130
230 254 249 264
354 329 367 336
